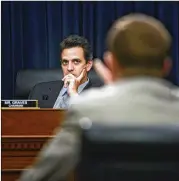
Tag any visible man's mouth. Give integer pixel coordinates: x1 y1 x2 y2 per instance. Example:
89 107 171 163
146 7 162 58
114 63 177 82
64 74 77 78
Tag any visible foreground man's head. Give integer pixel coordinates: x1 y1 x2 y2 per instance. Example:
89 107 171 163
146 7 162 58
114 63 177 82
102 13 172 82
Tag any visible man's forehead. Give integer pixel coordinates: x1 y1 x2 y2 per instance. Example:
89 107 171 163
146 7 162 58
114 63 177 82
62 56 81 60
61 47 84 59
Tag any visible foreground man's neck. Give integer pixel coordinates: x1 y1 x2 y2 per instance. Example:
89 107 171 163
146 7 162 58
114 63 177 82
116 68 163 79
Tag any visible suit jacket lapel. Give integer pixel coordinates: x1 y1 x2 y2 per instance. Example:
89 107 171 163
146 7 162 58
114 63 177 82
52 81 64 106
83 79 92 91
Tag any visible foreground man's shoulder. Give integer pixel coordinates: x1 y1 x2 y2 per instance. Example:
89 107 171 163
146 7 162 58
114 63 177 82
70 85 115 106
171 88 179 98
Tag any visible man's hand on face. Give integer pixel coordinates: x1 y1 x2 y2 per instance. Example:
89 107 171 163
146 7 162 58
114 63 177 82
62 68 87 96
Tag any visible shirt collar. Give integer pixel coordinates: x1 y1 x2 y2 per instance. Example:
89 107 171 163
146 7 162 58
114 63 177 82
78 78 89 94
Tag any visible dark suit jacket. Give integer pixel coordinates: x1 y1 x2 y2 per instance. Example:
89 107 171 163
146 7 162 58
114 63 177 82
28 79 104 108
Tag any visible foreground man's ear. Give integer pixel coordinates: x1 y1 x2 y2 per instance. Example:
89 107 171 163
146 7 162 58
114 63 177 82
93 53 114 84
163 57 172 77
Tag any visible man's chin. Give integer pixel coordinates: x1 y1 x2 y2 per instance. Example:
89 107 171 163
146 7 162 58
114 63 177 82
64 73 78 78
65 73 75 76
63 73 87 79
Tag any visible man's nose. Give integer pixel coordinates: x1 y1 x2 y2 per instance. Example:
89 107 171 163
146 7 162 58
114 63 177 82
67 62 74 71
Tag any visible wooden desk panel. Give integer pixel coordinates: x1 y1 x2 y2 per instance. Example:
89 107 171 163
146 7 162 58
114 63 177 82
2 136 48 170
2 171 22 181
1 109 75 181
2 108 65 135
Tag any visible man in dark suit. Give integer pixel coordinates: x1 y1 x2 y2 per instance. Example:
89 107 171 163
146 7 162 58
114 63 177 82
29 35 104 108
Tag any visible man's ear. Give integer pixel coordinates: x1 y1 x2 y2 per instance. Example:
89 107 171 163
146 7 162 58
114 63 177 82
163 57 172 76
104 51 121 75
86 60 93 72
104 51 123 81
103 51 113 72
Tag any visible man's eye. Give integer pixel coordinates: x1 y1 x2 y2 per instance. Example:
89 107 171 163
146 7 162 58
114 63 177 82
62 61 68 65
74 60 80 64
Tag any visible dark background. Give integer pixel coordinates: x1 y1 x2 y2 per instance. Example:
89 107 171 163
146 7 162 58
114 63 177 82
1 1 179 99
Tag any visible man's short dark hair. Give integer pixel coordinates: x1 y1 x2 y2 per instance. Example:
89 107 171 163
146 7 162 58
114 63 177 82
60 35 92 61
106 13 172 69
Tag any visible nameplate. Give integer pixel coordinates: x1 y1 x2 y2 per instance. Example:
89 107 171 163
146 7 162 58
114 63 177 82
1 100 38 108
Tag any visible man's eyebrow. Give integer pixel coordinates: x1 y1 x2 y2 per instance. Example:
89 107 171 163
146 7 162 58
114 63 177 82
61 58 81 61
72 58 81 61
61 59 69 61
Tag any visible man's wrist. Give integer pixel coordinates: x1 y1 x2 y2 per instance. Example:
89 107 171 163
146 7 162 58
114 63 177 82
69 89 78 96
70 91 79 97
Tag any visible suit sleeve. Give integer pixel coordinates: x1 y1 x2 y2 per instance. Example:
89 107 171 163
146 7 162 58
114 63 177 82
28 85 36 100
19 110 82 181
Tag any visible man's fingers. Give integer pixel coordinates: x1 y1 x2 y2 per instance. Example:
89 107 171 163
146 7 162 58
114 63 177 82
63 69 86 88
64 78 71 88
77 68 86 81
62 74 74 81
93 58 113 84
64 79 69 88
62 75 68 81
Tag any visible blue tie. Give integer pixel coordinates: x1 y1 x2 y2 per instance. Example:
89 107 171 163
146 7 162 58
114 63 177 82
60 90 69 109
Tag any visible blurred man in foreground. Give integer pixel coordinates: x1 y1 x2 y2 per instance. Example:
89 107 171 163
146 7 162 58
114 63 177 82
19 13 179 181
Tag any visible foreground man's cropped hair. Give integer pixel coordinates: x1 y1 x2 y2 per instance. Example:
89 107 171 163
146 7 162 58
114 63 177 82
94 13 172 83
19 13 179 181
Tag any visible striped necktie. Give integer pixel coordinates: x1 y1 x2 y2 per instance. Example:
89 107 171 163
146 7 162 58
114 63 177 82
60 90 70 109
